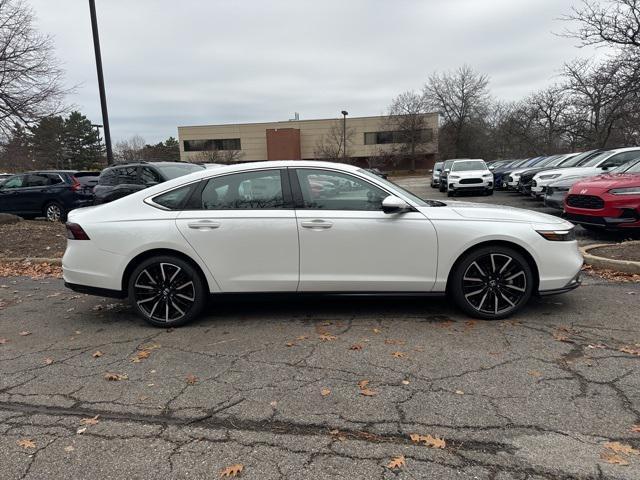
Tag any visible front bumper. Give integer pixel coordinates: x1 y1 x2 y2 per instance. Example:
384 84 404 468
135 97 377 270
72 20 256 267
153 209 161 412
538 272 581 296
564 193 640 229
544 190 568 210
448 179 493 191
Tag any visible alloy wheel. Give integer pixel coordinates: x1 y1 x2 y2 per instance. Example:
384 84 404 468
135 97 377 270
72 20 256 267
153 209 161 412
46 204 62 222
462 253 527 315
133 262 196 323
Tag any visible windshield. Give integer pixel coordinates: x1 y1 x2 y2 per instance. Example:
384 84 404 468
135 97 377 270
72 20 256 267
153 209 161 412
531 156 557 168
560 151 594 168
451 160 486 172
443 160 455 170
546 155 570 167
357 169 443 207
581 151 611 167
155 163 204 179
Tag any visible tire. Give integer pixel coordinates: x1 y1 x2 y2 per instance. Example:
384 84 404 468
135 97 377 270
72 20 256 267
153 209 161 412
128 255 207 327
449 245 533 320
44 202 65 222
439 183 446 193
485 189 494 196
447 189 455 197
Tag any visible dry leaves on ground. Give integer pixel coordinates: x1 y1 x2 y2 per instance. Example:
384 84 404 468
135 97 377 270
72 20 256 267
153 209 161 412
601 451 629 465
391 351 406 358
600 441 640 466
0 261 63 279
349 344 363 351
104 372 128 381
80 415 100 426
387 455 406 469
605 442 639 456
318 333 337 342
219 463 244 477
19 331 31 336
357 379 377 396
528 370 543 378
631 425 640 433
619 346 640 356
44 357 53 365
17 439 36 449
582 264 640 283
132 350 151 362
410 433 446 449
455 390 464 395
321 388 331 397
186 374 198 385
92 351 103 358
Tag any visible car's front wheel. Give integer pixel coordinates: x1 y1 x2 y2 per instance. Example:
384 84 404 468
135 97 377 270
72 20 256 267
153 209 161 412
128 256 206 327
449 246 533 320
44 202 65 222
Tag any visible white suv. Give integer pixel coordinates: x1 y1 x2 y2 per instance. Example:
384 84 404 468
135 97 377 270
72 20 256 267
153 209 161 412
446 159 494 197
531 147 640 198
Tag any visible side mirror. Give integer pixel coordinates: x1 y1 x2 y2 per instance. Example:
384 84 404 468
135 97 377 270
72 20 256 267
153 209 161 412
382 195 412 214
601 165 609 171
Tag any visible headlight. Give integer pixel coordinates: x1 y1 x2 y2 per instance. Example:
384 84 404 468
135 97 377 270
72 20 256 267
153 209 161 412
449 175 460 179
539 174 561 180
482 173 493 178
536 229 576 242
609 186 640 195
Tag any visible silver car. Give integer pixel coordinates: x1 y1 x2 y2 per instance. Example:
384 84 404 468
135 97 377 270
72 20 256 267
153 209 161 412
430 162 443 188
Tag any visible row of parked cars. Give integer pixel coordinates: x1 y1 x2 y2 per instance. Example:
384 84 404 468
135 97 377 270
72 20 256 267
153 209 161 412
0 162 205 221
488 147 640 230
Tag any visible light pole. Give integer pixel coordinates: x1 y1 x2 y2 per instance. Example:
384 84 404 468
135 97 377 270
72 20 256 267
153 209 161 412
88 0 114 164
341 110 348 162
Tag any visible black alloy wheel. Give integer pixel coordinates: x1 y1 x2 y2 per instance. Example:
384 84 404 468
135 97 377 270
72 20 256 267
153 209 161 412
128 256 206 327
450 246 533 319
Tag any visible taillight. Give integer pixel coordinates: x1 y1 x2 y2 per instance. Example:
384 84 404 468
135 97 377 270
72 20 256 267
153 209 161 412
65 222 90 240
71 176 81 192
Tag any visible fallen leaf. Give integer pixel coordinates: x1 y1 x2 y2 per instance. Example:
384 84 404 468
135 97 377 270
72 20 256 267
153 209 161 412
553 333 574 343
19 331 31 336
619 346 640 356
372 328 381 334
410 433 446 449
402 380 410 385
80 415 100 426
321 388 331 397
604 441 640 456
357 380 370 390
17 439 36 449
92 351 103 358
387 455 405 469
600 451 629 466
319 333 336 342
464 320 476 330
64 445 75 452
219 463 244 477
296 335 309 341
285 342 295 347
631 425 640 433
528 370 543 378
132 350 151 362
360 388 377 397
391 351 406 358
186 374 198 385
76 427 87 434
44 358 54 365
455 390 464 395
269 401 277 407
349 344 363 351
104 372 128 381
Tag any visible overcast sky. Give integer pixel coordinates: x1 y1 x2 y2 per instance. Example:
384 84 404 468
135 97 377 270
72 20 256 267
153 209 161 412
29 0 601 144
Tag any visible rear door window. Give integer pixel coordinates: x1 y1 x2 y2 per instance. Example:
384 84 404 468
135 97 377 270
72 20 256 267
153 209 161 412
200 170 285 209
25 174 52 187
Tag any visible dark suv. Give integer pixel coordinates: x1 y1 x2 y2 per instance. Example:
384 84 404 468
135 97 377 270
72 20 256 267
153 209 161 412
93 162 204 205
0 171 98 221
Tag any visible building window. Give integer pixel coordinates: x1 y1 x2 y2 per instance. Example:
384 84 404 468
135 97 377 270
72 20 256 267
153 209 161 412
364 129 433 145
184 138 241 152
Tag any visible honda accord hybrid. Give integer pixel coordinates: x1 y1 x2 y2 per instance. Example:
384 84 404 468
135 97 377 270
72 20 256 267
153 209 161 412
63 161 583 327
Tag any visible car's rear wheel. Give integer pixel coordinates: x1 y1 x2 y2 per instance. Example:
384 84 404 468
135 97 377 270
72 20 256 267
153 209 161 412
128 256 206 327
449 246 533 320
44 202 65 222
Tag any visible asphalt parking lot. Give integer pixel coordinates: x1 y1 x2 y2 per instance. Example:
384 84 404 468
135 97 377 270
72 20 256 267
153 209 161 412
1 176 639 479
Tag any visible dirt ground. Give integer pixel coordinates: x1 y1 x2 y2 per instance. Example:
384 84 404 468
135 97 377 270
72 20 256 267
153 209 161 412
591 243 640 263
0 220 66 259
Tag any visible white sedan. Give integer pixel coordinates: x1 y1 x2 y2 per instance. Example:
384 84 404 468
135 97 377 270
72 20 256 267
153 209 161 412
63 161 582 327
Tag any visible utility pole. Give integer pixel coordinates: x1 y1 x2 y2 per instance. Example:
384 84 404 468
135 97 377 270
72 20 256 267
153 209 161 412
89 0 114 164
341 110 348 162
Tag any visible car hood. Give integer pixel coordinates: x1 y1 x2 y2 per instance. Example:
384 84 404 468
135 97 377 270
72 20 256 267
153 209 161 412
423 201 567 225
572 173 640 190
534 166 599 179
448 170 491 177
548 175 592 188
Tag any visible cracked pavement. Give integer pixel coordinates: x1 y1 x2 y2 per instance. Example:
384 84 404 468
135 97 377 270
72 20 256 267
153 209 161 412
1 270 639 479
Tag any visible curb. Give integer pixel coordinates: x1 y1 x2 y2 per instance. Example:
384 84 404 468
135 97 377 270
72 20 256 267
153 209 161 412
580 241 640 275
1 257 62 266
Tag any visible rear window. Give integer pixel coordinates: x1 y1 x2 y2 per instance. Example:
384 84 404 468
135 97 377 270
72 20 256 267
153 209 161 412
153 184 194 210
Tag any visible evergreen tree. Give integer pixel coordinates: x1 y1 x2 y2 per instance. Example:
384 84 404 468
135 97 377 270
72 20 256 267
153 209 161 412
0 123 32 172
63 111 105 169
30 116 65 169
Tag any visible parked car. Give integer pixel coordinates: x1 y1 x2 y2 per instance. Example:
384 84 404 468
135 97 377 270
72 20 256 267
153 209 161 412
503 156 554 190
438 159 459 192
492 158 531 189
430 161 443 188
63 161 582 326
531 147 640 199
563 158 640 230
0 170 98 221
445 159 493 196
93 161 204 205
544 175 592 211
518 150 604 196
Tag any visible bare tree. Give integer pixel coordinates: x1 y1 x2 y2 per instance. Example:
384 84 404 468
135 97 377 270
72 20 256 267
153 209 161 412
383 90 434 170
114 135 146 162
525 86 572 152
192 149 243 164
423 65 490 158
0 0 67 138
314 121 355 162
562 0 640 49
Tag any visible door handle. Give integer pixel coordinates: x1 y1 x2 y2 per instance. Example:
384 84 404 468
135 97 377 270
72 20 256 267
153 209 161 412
301 219 333 229
188 220 221 230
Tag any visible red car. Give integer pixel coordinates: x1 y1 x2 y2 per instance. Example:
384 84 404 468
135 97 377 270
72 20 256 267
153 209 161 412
564 163 640 229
